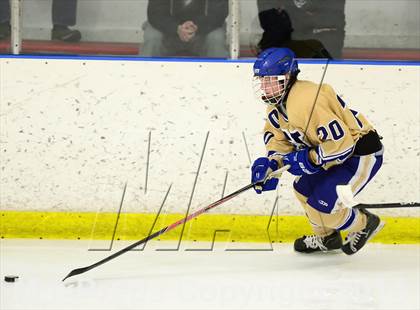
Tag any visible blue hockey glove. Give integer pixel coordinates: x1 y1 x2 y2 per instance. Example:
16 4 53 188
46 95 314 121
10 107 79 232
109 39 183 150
251 157 279 194
282 148 321 176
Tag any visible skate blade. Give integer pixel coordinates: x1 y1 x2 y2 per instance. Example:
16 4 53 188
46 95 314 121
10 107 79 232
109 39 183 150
295 248 343 255
320 249 343 255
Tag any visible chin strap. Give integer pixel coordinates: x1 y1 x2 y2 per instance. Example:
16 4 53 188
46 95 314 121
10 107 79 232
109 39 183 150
281 74 297 103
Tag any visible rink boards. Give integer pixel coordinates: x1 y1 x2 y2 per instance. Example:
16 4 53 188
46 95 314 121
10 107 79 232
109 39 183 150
1 210 419 243
0 56 419 243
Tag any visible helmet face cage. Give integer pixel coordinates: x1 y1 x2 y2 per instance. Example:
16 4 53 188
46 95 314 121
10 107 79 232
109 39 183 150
253 74 289 106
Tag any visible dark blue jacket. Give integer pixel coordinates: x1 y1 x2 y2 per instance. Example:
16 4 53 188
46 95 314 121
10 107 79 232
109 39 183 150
147 0 228 36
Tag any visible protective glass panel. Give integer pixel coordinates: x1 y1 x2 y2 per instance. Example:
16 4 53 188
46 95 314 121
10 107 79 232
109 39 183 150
2 0 419 60
242 0 420 60
0 0 231 58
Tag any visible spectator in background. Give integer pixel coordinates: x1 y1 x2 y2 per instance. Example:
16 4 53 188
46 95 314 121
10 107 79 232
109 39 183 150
0 0 81 42
256 0 345 59
281 0 346 59
141 0 229 57
256 2 293 52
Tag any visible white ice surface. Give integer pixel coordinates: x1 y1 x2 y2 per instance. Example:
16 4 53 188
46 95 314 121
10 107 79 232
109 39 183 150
1 239 419 310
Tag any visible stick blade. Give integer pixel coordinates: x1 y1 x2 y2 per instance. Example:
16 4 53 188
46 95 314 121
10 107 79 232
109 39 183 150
62 266 91 282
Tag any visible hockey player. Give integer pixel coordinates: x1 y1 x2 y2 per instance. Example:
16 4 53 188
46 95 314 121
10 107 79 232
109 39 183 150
251 47 384 254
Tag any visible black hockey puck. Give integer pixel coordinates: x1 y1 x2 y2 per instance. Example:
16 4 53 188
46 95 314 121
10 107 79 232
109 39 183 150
4 275 19 283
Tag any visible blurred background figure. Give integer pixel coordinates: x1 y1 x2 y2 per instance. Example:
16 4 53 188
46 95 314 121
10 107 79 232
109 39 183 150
256 1 293 54
0 0 81 42
255 0 345 59
281 0 345 59
140 0 229 57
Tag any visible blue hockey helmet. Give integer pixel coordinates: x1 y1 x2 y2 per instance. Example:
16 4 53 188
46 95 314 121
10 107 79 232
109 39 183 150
253 47 299 77
253 48 299 105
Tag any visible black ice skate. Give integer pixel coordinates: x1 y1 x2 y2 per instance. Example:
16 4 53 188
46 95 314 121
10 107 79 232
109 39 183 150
342 209 384 255
294 231 342 253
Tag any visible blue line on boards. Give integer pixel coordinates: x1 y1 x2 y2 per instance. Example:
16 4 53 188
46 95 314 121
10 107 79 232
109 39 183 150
0 54 419 66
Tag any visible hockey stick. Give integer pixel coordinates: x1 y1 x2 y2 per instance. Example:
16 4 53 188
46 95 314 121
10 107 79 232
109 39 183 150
62 165 290 281
354 202 420 209
336 185 420 210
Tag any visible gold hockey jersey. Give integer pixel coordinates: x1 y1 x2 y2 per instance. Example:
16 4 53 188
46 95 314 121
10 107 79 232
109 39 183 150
263 80 374 169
